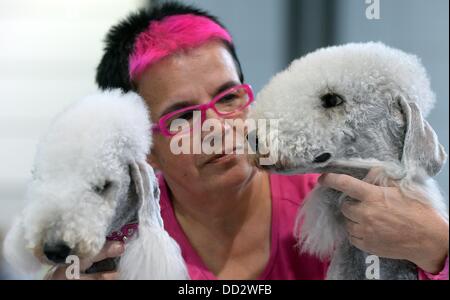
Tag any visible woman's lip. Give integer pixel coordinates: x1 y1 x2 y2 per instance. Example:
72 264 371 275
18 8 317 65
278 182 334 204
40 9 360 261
206 153 236 165
204 148 237 165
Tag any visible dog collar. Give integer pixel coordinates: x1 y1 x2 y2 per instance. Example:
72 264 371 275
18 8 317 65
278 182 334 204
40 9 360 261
106 222 138 242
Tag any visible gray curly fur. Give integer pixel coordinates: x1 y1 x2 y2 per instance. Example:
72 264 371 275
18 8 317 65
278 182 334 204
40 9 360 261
251 42 448 280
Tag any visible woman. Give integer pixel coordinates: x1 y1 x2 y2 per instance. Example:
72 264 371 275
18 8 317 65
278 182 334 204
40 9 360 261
51 2 448 280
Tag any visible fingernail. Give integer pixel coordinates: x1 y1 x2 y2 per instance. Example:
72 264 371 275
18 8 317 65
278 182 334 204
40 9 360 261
112 242 124 255
318 173 327 184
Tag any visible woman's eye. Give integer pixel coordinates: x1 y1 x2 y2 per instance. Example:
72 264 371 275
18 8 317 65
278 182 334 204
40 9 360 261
177 111 194 120
218 93 238 104
321 93 345 108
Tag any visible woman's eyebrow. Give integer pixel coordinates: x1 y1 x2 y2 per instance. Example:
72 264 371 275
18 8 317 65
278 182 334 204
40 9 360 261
213 80 240 96
158 101 195 118
157 80 240 118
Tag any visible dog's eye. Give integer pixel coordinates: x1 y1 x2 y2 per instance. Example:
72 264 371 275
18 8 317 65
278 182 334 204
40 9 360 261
321 93 344 108
93 181 113 195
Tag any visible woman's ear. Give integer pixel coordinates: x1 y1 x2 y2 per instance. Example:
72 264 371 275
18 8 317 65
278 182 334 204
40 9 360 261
397 96 447 177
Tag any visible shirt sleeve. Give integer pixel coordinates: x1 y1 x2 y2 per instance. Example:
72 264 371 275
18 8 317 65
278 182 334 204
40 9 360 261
418 256 449 280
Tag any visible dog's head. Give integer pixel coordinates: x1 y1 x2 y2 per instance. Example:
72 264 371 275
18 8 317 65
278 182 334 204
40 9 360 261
3 90 154 273
250 42 446 178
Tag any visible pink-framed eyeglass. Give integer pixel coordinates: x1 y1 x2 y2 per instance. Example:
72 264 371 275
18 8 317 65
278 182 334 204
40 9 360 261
152 84 254 137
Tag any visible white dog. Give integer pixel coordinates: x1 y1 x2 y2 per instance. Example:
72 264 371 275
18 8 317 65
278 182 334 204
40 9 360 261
250 42 448 279
3 90 189 280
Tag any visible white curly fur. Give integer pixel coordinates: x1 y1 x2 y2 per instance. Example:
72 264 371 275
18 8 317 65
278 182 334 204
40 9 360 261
3 89 188 279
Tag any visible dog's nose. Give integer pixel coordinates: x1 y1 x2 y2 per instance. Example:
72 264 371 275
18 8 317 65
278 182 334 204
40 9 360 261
43 242 71 263
246 130 258 153
313 152 332 163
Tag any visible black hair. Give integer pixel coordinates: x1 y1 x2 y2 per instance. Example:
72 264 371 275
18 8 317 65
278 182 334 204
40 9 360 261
95 1 244 92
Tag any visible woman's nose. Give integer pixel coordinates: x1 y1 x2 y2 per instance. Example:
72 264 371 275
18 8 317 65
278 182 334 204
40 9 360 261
203 109 232 131
200 109 232 139
204 108 221 121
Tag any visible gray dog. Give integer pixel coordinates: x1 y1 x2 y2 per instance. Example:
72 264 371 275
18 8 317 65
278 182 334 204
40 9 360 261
249 42 448 279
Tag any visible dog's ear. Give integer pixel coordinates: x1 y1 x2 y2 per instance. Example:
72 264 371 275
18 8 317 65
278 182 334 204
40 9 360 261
3 217 42 276
120 161 188 279
128 160 162 227
397 96 447 177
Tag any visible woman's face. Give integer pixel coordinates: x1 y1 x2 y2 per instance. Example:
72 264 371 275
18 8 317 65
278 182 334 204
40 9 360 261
137 40 256 196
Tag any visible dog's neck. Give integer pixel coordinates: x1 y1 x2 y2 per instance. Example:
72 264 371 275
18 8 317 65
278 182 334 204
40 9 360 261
108 209 138 234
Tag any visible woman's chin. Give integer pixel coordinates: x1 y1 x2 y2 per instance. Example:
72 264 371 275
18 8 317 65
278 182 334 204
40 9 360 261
201 154 256 187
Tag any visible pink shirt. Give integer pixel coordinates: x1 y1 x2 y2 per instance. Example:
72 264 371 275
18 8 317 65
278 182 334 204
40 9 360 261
157 172 448 280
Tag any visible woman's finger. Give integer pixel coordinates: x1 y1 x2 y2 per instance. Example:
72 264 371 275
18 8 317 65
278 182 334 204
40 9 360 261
349 234 365 251
364 167 397 187
80 241 124 271
319 173 378 202
341 199 364 223
79 271 119 280
93 241 124 262
344 216 363 239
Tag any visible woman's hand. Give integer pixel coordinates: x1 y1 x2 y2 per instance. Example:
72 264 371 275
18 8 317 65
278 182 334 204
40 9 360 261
319 171 449 274
48 241 124 280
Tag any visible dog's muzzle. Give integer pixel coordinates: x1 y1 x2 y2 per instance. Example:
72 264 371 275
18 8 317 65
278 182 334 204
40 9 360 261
43 242 71 264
